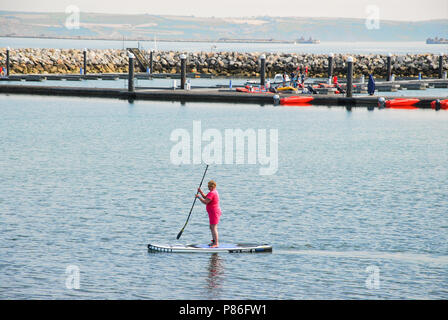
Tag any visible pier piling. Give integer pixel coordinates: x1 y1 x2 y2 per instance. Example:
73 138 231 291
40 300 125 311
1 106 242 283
439 53 444 79
346 56 353 98
83 48 87 75
180 54 187 90
128 52 135 92
260 54 266 87
150 50 153 75
386 53 392 81
328 53 334 80
6 47 10 76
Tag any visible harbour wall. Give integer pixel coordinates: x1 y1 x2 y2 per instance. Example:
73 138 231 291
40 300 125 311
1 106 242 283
0 48 446 78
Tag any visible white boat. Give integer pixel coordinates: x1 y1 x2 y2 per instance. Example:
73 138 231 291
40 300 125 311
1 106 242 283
273 73 290 83
426 37 448 44
296 36 320 44
148 243 273 253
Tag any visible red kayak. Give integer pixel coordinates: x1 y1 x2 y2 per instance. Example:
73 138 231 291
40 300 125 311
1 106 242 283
280 96 314 105
385 98 420 108
279 103 312 107
236 87 249 92
317 83 334 88
430 99 448 110
386 105 419 110
236 86 272 94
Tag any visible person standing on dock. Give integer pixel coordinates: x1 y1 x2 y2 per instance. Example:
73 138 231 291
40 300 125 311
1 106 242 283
196 180 222 248
290 71 296 87
282 72 288 87
333 75 338 85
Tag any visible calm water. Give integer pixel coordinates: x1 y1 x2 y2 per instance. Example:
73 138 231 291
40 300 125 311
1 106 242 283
0 94 447 299
1 37 448 54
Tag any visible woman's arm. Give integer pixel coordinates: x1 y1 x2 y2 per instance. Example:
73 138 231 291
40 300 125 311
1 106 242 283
196 194 211 205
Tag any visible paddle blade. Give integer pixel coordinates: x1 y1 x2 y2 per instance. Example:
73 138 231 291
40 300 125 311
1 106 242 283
176 229 184 240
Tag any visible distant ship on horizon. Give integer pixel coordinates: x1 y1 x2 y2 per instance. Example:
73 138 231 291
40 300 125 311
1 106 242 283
295 36 320 44
426 37 448 44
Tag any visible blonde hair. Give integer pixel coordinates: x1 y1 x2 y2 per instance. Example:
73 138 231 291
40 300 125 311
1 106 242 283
208 180 216 189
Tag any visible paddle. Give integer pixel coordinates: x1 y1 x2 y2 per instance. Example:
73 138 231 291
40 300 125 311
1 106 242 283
176 164 209 240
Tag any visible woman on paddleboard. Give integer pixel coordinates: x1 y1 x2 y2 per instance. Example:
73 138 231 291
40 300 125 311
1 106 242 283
196 180 221 248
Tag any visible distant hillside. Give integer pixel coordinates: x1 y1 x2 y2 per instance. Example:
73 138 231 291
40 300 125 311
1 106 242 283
0 11 446 42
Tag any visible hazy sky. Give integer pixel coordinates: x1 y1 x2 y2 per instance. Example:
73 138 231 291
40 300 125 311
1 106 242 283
1 0 447 21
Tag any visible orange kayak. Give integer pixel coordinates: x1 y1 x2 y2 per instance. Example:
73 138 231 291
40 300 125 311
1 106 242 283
386 105 419 110
385 98 420 108
280 96 314 105
279 103 312 107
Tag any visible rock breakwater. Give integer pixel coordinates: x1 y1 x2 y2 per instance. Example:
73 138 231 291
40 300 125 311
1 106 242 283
0 48 445 78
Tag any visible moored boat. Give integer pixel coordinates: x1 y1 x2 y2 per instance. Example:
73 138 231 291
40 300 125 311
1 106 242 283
385 98 420 108
280 96 314 105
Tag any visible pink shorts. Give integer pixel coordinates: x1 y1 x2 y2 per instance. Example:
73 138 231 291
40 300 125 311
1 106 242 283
208 211 221 225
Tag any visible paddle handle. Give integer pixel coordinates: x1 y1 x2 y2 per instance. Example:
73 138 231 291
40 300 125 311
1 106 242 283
191 164 209 209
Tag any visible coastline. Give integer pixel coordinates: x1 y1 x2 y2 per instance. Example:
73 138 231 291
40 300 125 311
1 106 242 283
1 35 444 44
1 35 298 44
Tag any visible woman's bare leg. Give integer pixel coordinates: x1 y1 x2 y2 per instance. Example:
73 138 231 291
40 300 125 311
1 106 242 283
210 224 219 246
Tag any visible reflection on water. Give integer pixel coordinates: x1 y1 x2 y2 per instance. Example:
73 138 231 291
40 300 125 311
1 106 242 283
206 254 225 298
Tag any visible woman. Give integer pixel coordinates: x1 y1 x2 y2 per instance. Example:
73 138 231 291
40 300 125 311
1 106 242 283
196 180 222 248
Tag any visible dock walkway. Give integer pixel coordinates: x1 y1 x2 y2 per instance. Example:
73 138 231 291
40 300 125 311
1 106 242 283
1 84 446 108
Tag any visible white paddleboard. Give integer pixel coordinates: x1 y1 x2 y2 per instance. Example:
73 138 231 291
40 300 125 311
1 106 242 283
148 243 273 253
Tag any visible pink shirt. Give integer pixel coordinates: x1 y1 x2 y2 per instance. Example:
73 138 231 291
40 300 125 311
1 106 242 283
206 189 221 216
